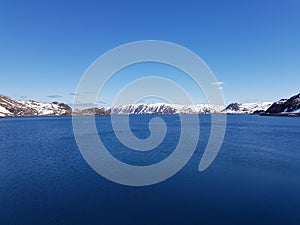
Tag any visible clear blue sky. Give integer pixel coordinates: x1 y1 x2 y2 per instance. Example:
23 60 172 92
0 0 299 106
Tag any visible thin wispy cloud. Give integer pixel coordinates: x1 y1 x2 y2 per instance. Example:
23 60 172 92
47 95 62 98
83 91 97 94
69 93 79 96
211 81 224 85
98 101 108 105
212 81 224 90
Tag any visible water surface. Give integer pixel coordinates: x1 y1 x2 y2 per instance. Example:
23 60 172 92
0 115 299 224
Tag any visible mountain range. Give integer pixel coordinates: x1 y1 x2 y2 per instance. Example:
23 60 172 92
0 95 72 117
0 93 299 117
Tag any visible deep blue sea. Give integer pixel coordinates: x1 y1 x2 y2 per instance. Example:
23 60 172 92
0 115 300 225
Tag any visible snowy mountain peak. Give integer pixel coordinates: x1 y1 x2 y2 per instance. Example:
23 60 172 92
222 102 273 114
0 95 72 117
109 103 225 114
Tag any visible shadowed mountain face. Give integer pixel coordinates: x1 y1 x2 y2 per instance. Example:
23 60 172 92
73 107 109 116
223 103 240 111
265 93 300 115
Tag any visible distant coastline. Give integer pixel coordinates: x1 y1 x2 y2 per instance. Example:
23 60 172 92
1 93 299 118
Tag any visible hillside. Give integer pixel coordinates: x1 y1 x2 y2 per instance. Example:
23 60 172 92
261 93 300 116
1 93 299 117
0 95 72 117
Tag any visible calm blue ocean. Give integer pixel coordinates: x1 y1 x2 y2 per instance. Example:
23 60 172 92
0 115 300 225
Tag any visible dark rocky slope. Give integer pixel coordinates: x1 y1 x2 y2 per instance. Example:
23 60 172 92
261 93 300 116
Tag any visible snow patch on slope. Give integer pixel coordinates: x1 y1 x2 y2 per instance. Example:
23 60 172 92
19 100 68 115
292 108 300 113
0 105 11 114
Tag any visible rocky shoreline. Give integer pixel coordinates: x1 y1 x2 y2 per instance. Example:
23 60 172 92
260 112 300 117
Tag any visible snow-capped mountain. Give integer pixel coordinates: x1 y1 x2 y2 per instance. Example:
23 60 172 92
109 103 225 114
109 102 274 115
222 102 273 114
1 93 299 117
0 95 72 117
109 102 272 114
263 93 300 115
